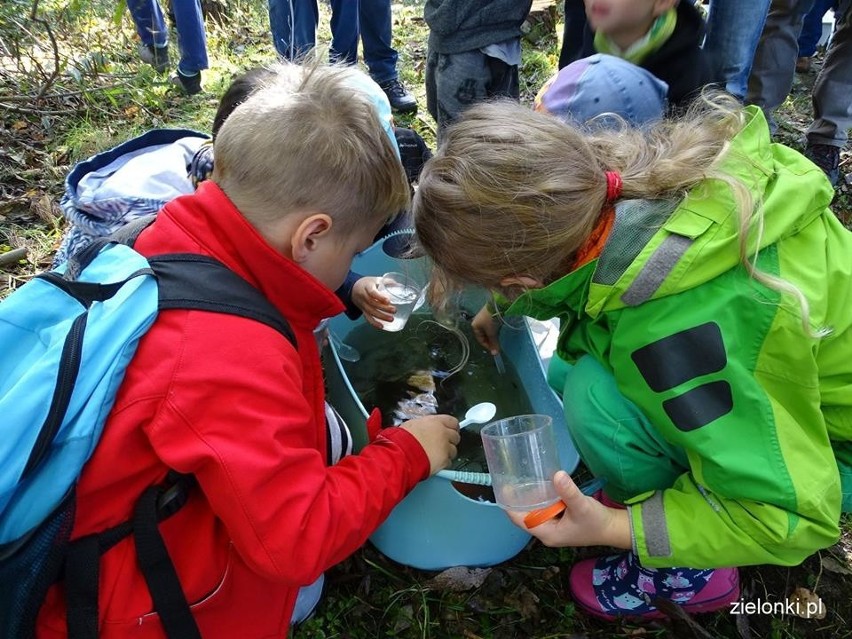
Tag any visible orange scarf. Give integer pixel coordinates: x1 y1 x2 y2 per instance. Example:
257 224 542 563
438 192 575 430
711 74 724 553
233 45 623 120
571 207 615 270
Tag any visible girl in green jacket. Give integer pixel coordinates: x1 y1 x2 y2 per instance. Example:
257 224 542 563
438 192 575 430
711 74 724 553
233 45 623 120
413 95 852 620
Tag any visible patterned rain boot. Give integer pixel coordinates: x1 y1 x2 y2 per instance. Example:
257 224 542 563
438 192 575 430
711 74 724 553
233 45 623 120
570 551 739 620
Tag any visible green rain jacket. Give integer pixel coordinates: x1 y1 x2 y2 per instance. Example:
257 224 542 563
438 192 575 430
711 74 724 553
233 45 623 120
506 107 852 569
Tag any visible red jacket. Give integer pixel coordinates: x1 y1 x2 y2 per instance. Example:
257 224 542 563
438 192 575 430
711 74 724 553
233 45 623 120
37 182 430 638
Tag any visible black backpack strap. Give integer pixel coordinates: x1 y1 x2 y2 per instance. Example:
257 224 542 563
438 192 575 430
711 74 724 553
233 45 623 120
65 536 100 639
132 482 202 639
66 474 197 639
109 214 158 247
149 253 296 346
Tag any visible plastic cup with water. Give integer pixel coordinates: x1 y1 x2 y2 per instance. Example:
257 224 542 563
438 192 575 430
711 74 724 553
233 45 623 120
480 414 561 512
376 271 422 332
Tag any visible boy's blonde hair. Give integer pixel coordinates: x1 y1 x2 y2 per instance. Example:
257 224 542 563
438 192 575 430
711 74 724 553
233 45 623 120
213 61 409 238
414 95 821 333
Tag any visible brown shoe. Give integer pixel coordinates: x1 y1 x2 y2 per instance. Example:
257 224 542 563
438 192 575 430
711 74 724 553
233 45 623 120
796 56 812 73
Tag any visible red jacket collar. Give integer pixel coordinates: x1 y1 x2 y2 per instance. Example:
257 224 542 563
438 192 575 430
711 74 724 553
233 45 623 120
143 181 345 330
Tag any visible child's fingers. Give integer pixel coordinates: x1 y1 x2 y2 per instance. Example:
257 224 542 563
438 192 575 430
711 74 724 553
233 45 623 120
552 471 581 505
369 308 394 323
364 315 383 329
370 291 392 306
472 326 499 354
365 309 395 328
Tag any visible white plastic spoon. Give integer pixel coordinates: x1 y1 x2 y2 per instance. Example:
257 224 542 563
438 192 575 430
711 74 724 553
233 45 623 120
329 330 361 362
458 402 497 430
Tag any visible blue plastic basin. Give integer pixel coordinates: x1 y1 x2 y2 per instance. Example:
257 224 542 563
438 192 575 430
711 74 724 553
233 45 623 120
324 232 578 570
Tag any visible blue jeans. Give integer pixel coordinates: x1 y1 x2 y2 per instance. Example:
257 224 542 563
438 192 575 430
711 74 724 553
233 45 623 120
267 0 398 83
798 0 837 56
127 0 208 74
703 0 772 100
268 0 357 63
360 0 397 84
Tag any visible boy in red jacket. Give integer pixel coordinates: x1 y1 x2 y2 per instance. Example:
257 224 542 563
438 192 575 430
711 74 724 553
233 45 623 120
36 62 460 638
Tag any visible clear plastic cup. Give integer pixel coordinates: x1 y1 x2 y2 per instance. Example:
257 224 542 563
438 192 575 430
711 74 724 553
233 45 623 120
376 272 422 332
480 414 561 511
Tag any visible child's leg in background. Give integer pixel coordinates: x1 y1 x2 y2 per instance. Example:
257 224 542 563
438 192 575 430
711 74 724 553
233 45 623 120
268 0 319 60
328 0 359 65
703 0 771 100
359 0 397 84
425 49 518 142
127 0 168 48
797 0 837 58
550 354 689 503
171 0 208 75
747 0 816 121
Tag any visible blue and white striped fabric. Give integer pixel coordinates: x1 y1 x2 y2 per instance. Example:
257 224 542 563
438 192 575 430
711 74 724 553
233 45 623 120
54 129 209 267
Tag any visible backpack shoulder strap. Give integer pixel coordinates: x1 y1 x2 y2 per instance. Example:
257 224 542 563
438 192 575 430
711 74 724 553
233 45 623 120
106 213 297 347
149 253 297 347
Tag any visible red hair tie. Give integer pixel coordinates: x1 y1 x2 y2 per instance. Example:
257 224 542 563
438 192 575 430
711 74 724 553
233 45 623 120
604 170 623 205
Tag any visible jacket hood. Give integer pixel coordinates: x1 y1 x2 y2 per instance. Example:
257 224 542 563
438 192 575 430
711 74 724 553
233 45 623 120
62 129 208 220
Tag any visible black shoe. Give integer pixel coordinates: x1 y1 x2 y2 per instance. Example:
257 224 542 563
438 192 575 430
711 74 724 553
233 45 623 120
171 70 202 95
138 44 170 73
379 78 417 114
805 143 841 186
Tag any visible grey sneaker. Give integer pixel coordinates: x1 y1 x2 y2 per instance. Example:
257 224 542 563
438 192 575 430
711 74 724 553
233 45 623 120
170 69 202 95
138 44 170 74
805 143 841 186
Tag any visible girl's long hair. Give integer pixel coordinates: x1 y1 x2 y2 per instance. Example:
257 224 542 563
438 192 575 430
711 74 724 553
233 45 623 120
414 93 823 335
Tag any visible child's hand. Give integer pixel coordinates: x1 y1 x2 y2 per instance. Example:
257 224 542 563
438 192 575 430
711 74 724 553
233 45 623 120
352 277 395 328
505 471 632 549
472 305 501 354
399 414 460 476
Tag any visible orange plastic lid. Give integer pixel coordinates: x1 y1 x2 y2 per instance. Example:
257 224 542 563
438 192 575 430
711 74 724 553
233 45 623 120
523 500 567 529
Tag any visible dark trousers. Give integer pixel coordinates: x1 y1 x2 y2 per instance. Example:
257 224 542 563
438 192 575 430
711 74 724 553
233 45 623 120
425 49 519 142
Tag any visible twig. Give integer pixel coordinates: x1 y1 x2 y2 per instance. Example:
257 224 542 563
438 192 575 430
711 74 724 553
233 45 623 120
29 0 61 97
0 102 84 115
0 83 129 101
0 33 12 57
0 247 29 268
812 550 825 594
8 17 49 81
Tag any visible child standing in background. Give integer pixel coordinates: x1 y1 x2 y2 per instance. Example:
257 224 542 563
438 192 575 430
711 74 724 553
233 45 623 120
423 0 532 140
412 96 851 619
579 0 711 107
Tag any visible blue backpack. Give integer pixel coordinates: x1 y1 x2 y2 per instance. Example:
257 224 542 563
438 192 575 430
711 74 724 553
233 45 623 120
0 218 295 639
